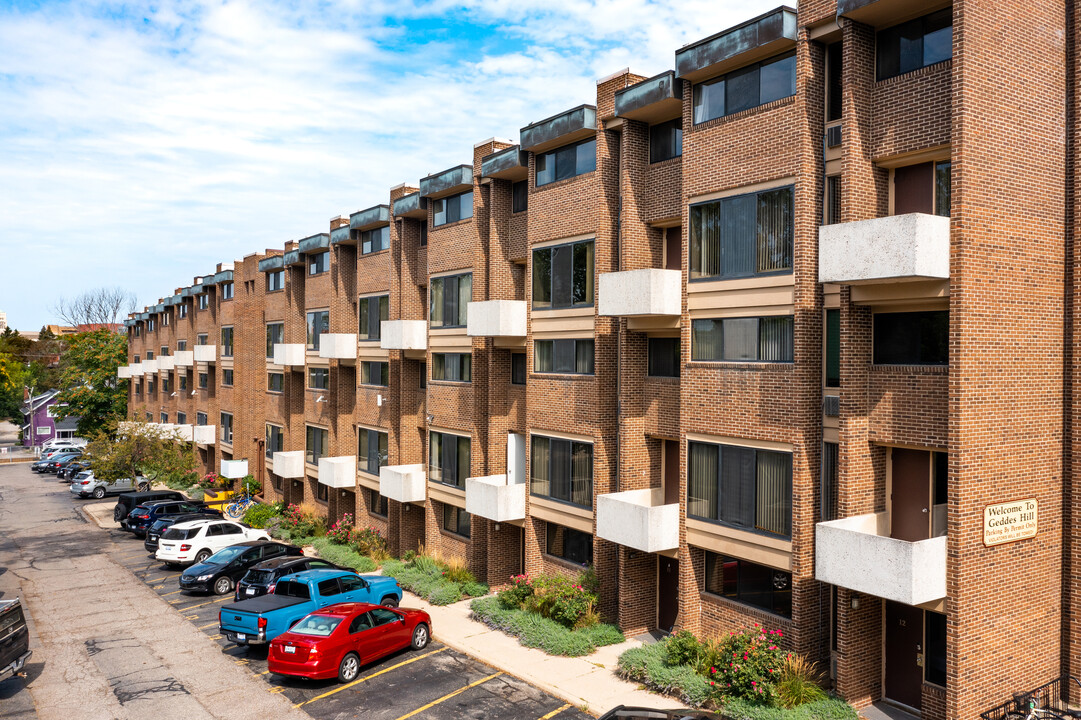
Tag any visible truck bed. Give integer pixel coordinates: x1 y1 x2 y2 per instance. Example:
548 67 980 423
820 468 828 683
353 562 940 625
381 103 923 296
222 594 305 616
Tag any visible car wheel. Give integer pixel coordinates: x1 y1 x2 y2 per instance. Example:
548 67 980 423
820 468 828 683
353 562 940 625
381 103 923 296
213 576 233 596
195 549 211 563
113 508 123 521
380 596 399 608
411 623 430 650
337 652 360 683
92 487 106 500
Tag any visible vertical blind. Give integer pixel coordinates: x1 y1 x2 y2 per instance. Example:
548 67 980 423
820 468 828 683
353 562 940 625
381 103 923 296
689 186 793 280
687 441 792 538
530 435 593 508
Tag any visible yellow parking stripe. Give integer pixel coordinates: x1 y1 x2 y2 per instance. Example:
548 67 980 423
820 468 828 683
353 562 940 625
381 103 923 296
160 588 184 597
178 596 232 611
198 621 219 630
393 671 503 720
294 647 448 708
540 704 572 719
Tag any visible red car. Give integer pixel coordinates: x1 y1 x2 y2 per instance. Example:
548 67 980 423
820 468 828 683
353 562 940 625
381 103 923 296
268 602 431 682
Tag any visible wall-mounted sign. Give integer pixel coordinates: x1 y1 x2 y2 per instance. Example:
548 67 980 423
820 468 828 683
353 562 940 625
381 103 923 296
984 498 1038 546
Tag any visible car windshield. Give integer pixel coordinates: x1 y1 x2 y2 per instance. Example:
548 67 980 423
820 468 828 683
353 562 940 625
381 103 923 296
75 472 91 480
162 527 200 540
290 615 342 637
132 506 150 515
149 519 173 531
206 546 246 564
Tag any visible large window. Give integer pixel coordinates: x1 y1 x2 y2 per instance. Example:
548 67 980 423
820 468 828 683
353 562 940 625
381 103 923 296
266 424 284 458
177 411 186 424
546 522 592 565
361 361 389 386
648 337 680 377
221 282 234 301
359 295 389 341
704 552 791 618
689 186 793 280
691 317 793 363
873 311 948 365
266 322 283 358
511 353 526 385
825 309 840 387
925 610 947 687
306 425 328 465
176 340 187 351
512 180 528 213
308 251 329 275
361 226 390 254
308 367 329 390
306 310 329 350
268 372 284 392
221 327 233 357
650 118 682 163
535 339 594 375
536 138 596 186
532 239 594 309
430 273 471 328
147 318 155 332
876 9 952 81
179 374 188 391
267 270 284 292
433 191 473 227
197 333 208 345
432 353 471 382
693 52 796 124
443 506 471 538
358 428 388 476
429 431 471 489
221 413 233 444
688 441 792 538
530 435 592 508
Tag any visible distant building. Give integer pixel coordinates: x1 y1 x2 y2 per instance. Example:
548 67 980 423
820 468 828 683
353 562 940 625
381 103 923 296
0 310 6 332
21 390 79 447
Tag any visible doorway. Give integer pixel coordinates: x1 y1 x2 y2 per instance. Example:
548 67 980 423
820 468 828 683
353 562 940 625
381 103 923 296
890 448 930 542
884 601 924 711
657 556 679 632
663 440 679 506
664 227 682 271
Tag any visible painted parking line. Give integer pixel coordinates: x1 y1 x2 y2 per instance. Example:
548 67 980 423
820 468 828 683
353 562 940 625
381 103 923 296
178 596 233 612
294 647 449 708
197 621 219 630
392 671 503 720
540 704 572 719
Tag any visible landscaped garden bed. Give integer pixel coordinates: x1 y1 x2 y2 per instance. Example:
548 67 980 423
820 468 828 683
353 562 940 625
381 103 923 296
381 552 488 605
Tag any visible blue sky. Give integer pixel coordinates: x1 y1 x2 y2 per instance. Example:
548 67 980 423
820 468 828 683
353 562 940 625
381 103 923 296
0 0 781 330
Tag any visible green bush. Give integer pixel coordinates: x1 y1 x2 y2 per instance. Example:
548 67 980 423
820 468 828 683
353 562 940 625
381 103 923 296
722 697 857 720
310 538 377 573
497 574 533 609
462 581 489 598
470 596 624 658
708 627 787 706
382 557 488 606
242 503 281 529
618 640 712 707
496 570 599 629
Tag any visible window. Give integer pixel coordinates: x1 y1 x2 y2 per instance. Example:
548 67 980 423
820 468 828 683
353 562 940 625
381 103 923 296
691 317 793 363
196 412 208 426
693 52 796 124
177 411 186 424
198 294 208 311
221 327 233 357
361 226 390 254
419 222 427 246
429 431 471 489
893 161 951 216
443 505 471 538
532 239 594 309
826 42 842 122
265 424 284 458
821 442 838 522
306 426 328 465
272 473 282 491
925 611 947 687
146 350 155 360
160 412 168 424
317 483 328 502
177 340 187 351
147 318 155 332
222 369 233 386
221 282 234 301
877 9 952 81
687 440 792 537
934 160 951 217
689 186 792 280
197 333 208 345
306 310 329 350
704 552 791 618
221 413 233 443
308 367 329 390
145 411 151 421
179 374 187 391
147 378 156 394
419 362 426 389
134 325 141 337
649 118 682 163
648 337 680 377
825 309 840 387
546 522 592 565
359 295 389 341
511 353 526 385
133 355 140 363
534 339 594 374
512 180 528 213
266 322 283 358
530 435 592 508
369 488 388 517
178 303 188 319
430 273 471 328
308 252 329 275
825 175 841 225
361 361 389 386
162 375 172 393
432 353 471 382
198 372 208 389
268 372 284 392
873 311 948 365
536 138 596 186
267 270 284 292
162 313 170 326
358 428 389 476
160 346 169 356
433 191 473 227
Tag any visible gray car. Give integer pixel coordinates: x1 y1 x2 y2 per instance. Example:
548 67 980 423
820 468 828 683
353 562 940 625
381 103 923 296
69 470 149 499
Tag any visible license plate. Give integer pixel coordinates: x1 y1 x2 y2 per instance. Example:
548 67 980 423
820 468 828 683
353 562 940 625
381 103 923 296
236 633 246 641
284 646 295 654
246 588 255 596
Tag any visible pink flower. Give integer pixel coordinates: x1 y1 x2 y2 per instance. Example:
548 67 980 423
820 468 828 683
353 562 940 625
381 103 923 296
751 681 757 686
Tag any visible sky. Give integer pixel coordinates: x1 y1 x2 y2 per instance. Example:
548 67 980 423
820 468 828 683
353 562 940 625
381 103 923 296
0 0 782 331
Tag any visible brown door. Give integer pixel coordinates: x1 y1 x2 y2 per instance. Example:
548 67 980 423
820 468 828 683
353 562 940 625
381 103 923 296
665 227 682 270
894 163 934 215
885 601 924 711
891 448 930 542
663 440 680 505
657 557 679 632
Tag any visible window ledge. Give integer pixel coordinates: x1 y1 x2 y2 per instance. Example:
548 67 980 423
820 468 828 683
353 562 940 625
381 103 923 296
648 155 682 168
533 170 595 194
439 529 470 542
870 364 948 375
428 380 472 386
432 218 473 231
691 94 795 132
530 373 595 380
369 512 388 520
688 362 793 371
542 553 593 573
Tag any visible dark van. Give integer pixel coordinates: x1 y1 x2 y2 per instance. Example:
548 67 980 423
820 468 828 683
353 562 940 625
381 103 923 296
0 599 31 680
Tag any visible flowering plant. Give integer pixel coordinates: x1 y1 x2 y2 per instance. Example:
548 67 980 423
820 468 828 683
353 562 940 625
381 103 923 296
327 513 354 544
706 624 787 705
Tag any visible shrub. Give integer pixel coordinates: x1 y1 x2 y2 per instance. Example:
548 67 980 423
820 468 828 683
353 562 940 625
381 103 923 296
707 626 787 706
501 572 599 630
188 487 204 501
351 527 387 556
618 640 711 707
498 574 533 609
402 549 416 563
442 556 476 584
310 537 377 573
241 475 261 495
774 654 826 709
470 596 624 657
242 503 281 529
722 697 857 720
462 581 488 598
382 555 488 606
326 513 354 544
280 502 327 538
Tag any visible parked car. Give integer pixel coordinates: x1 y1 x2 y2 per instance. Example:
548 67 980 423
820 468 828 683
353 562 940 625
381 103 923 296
41 438 86 451
120 499 220 537
37 452 83 475
235 556 350 601
180 541 302 595
0 598 32 681
113 490 186 522
218 570 402 647
598 709 721 720
31 449 81 472
38 446 83 462
69 470 149 499
53 455 87 478
144 514 224 553
267 602 431 683
156 519 270 567
58 460 91 481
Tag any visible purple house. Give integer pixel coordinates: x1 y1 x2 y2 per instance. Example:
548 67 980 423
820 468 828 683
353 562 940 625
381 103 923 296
21 390 79 448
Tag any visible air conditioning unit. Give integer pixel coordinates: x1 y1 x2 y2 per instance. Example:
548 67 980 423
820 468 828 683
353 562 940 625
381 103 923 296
825 125 842 149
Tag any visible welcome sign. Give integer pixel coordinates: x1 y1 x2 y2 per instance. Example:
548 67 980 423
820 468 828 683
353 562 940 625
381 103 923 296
984 498 1038 546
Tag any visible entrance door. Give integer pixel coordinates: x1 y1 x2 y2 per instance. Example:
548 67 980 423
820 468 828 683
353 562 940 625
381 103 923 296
884 601 924 711
891 449 930 542
663 440 680 505
665 227 682 271
657 557 679 632
893 163 934 215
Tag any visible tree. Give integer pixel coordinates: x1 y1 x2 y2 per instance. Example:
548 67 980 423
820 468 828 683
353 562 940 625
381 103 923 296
53 287 137 328
86 420 198 486
54 329 127 435
0 352 24 421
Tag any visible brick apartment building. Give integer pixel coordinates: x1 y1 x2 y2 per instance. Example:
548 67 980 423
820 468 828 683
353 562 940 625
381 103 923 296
115 1 1079 717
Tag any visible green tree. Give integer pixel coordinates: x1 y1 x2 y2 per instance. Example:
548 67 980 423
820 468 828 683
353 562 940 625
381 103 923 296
86 420 198 487
0 352 25 421
55 329 127 435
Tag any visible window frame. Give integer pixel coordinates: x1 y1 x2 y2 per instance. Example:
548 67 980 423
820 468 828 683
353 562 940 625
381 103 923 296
875 9 952 82
442 505 471 538
511 353 526 385
535 138 596 187
221 282 234 301
531 238 595 310
221 326 234 358
428 430 471 490
308 251 329 276
306 310 329 351
511 180 528 213
647 337 681 377
687 439 793 539
529 434 593 509
432 191 474 227
308 367 329 390
369 488 388 517
358 427 389 476
266 270 285 292
266 423 284 458
360 225 391 255
222 368 234 387
429 272 472 328
431 353 471 383
872 310 949 366
266 322 284 358
305 425 329 466
649 118 683 163
220 413 233 444
545 522 593 566
704 551 792 618
267 372 284 393
358 295 389 341
534 338 595 375
688 185 794 281
360 361 389 387
690 316 794 364
692 51 796 125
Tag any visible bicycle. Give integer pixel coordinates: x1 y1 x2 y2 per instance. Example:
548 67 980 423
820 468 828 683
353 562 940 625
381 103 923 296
223 490 256 520
1003 694 1075 720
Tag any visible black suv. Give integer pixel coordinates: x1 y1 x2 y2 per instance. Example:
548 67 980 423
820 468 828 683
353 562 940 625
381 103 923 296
113 490 186 522
234 555 349 601
179 541 303 595
121 499 221 537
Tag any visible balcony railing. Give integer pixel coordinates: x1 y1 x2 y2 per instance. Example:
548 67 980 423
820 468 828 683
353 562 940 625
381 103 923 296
193 345 217 363
465 474 526 522
220 459 249 479
173 351 194 368
273 343 305 367
380 321 427 352
596 488 679 553
467 301 526 338
192 425 217 446
598 269 681 317
272 451 305 478
379 464 426 504
818 213 950 285
318 334 358 361
318 456 357 488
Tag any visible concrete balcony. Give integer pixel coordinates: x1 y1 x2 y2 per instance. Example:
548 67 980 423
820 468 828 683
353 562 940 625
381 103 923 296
465 475 526 522
220 459 249 479
818 213 950 285
596 488 679 554
193 425 216 446
142 358 159 373
380 321 427 352
273 451 305 478
318 456 357 489
815 512 947 606
193 345 217 363
172 424 193 442
598 269 682 317
318 334 358 361
117 366 132 379
129 362 144 377
173 351 194 368
379 464 426 504
273 343 306 367
157 356 176 371
467 301 526 338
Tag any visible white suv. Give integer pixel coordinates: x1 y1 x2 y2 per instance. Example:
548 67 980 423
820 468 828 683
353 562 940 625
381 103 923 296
155 519 270 567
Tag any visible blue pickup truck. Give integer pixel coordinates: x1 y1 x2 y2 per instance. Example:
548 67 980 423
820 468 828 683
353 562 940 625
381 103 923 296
218 569 402 646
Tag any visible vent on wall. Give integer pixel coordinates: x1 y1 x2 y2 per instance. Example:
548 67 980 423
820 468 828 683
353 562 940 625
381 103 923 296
823 395 840 417
825 125 842 149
